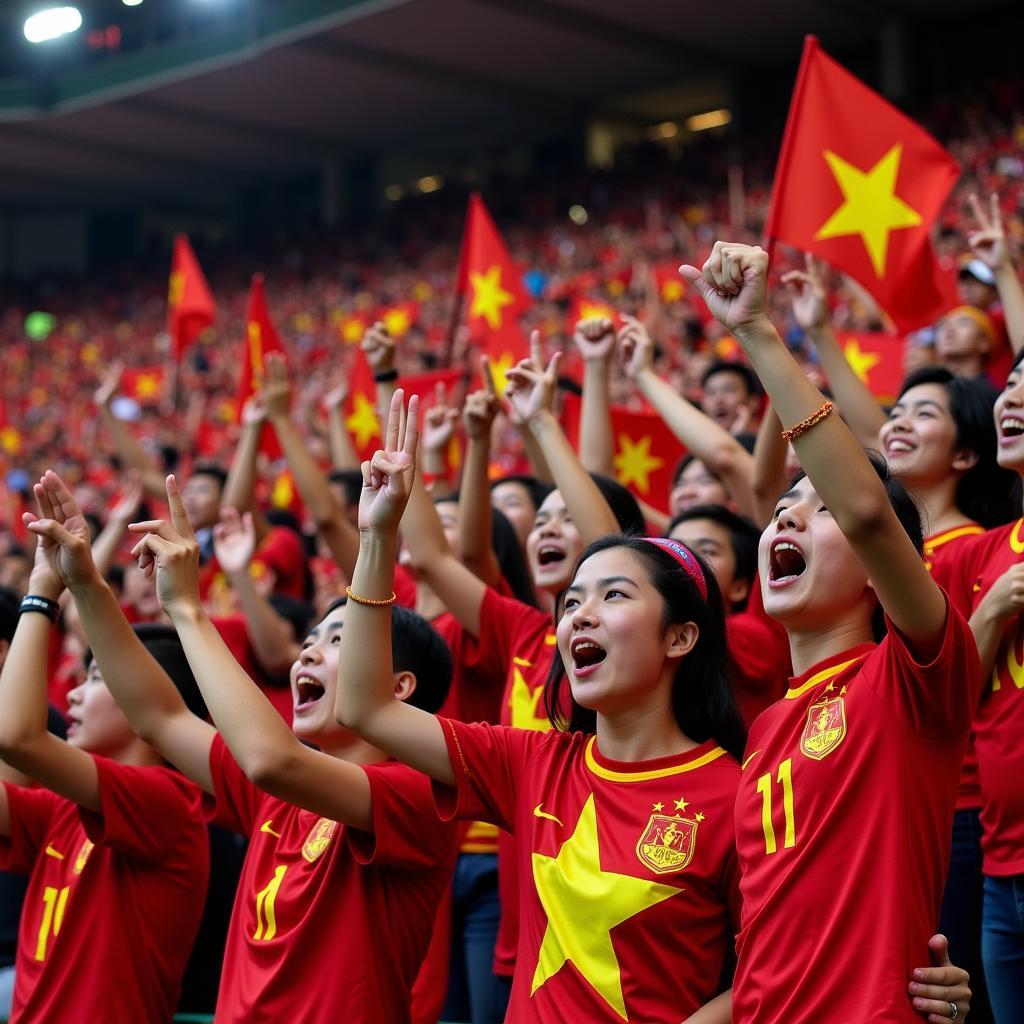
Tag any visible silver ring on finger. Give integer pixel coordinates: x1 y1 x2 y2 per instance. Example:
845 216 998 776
950 1001 959 1022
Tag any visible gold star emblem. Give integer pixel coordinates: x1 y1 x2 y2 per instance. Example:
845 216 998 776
673 797 689 813
652 802 664 813
531 794 681 1019
840 685 848 696
469 265 515 330
843 337 882 385
814 144 923 278
825 682 835 692
694 812 705 823
614 434 664 495
345 393 380 450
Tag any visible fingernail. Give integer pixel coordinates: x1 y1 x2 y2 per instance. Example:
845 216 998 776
909 982 920 992
914 969 926 980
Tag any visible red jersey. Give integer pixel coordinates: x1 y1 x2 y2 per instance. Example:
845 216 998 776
200 526 307 613
733 603 981 1023
942 518 1024 874
727 581 791 728
206 734 457 1023
0 760 208 1024
475 586 558 975
435 720 740 1022
213 614 294 724
925 523 985 811
394 563 418 610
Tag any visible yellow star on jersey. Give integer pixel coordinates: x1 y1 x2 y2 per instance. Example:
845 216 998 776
814 144 922 278
673 797 689 813
469 265 515 330
614 434 664 495
531 794 681 1019
345 393 380 450
843 337 882 385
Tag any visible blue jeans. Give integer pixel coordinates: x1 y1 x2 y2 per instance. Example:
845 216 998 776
939 808 991 1023
442 853 509 1024
982 873 1024 1023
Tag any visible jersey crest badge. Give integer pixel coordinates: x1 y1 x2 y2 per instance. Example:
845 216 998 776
636 813 697 874
800 695 847 760
301 818 337 863
73 838 94 875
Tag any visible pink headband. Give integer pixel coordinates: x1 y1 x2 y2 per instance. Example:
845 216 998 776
643 537 708 602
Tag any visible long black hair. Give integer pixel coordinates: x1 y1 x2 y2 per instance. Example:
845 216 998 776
895 366 1019 528
544 534 746 761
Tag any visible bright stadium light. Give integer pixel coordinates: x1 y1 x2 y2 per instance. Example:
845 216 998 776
122 0 144 6
24 6 82 44
686 108 733 132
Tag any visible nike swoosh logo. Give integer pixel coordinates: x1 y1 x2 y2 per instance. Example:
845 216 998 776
260 820 282 839
533 804 563 827
44 845 65 860
741 750 761 771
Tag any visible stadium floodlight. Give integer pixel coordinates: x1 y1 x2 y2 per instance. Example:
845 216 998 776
24 6 83 44
122 0 144 6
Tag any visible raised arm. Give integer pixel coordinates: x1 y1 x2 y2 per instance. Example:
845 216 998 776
458 361 503 587
419 381 460 500
129 475 376 827
506 332 620 542
90 476 143 579
93 363 166 500
221 398 271 542
968 191 1024 352
575 317 617 477
213 506 299 674
681 243 947 649
0 487 102 812
750 404 791 529
24 472 217 793
783 256 885 447
619 314 757 522
324 378 361 471
335 390 453 785
262 353 359 579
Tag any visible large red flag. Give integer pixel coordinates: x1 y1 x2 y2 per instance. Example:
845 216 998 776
237 274 286 458
835 331 905 403
455 194 530 395
167 235 215 360
766 36 959 332
121 365 167 407
562 394 681 514
343 349 382 461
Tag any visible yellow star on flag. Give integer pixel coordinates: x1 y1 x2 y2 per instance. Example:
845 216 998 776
488 350 517 398
579 300 615 323
345 393 380 450
614 434 664 495
340 318 364 345
814 144 922 278
168 270 184 308
469 265 515 330
661 280 685 303
531 793 681 1019
0 426 21 455
134 373 160 398
383 308 411 338
843 337 881 385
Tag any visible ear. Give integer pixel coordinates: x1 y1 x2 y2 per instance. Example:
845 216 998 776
950 448 979 474
392 670 417 704
665 621 699 661
727 577 751 609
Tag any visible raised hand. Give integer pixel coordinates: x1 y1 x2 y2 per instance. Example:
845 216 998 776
782 254 829 332
680 242 770 334
94 361 124 409
323 377 349 412
262 352 292 422
241 394 267 428
463 359 501 441
574 317 616 364
23 471 98 593
505 330 561 425
212 506 256 577
422 381 460 454
618 314 655 379
358 389 420 535
126 475 202 617
108 474 144 526
967 191 1009 271
362 321 396 374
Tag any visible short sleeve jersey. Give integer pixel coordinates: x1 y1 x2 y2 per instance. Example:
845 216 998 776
733 603 981 1023
474 586 558 974
206 734 457 1024
0 761 209 1024
939 518 1024 874
434 720 740 1022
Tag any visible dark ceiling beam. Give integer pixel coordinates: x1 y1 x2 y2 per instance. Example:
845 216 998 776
296 35 585 115
462 0 734 71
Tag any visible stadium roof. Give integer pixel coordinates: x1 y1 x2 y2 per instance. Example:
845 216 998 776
0 0 1012 209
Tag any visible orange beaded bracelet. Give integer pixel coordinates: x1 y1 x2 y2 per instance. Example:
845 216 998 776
345 586 397 607
780 401 834 443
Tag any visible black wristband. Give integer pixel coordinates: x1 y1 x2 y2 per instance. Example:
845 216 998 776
373 368 399 383
20 594 59 624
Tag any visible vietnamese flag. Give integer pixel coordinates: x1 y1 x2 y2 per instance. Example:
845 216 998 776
167 235 215 360
567 295 620 337
456 194 530 395
766 36 959 332
654 264 687 304
237 274 286 458
562 394 680 513
343 348 381 460
836 331 905 403
376 301 420 340
338 312 369 345
121 365 166 406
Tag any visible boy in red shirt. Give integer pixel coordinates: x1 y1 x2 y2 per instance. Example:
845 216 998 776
33 470 458 1024
0 500 208 1024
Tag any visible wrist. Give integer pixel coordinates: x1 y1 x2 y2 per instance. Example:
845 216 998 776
66 565 106 597
27 577 62 602
166 600 204 628
733 317 777 347
527 409 558 439
993 261 1016 280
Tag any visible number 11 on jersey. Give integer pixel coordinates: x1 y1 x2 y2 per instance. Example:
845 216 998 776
756 758 796 855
